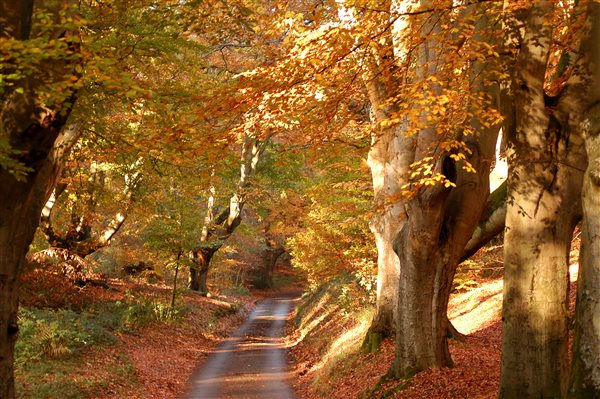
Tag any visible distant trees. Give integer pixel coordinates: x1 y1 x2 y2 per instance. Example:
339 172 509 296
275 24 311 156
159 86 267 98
35 154 142 277
189 136 269 294
287 145 375 291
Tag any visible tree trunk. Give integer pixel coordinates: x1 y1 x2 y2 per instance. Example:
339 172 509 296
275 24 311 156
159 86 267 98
391 188 454 376
260 242 285 289
0 188 41 398
363 28 412 348
190 248 216 296
0 94 78 399
0 200 29 398
171 250 182 310
569 21 600 391
0 3 80 394
499 3 589 397
384 1 500 376
563 2 600 395
189 137 269 292
390 123 497 375
364 209 402 348
189 267 200 291
0 139 76 399
571 133 600 397
198 267 209 295
500 134 583 398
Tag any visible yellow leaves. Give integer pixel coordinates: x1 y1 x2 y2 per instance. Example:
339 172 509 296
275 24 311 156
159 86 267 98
404 155 457 192
462 160 477 174
410 156 435 180
480 41 500 58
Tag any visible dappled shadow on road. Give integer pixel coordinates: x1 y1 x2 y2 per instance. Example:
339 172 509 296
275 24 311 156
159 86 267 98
183 292 301 399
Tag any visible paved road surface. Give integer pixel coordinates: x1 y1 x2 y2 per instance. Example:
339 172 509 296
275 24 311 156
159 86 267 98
184 292 300 399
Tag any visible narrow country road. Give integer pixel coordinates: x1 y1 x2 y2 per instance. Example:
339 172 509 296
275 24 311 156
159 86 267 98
184 292 300 399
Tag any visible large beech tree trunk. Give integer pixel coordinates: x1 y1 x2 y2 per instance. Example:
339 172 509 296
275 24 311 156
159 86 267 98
391 128 498 376
572 117 600 397
500 124 584 398
365 1 498 364
362 0 501 371
568 3 600 395
0 2 80 396
499 2 596 397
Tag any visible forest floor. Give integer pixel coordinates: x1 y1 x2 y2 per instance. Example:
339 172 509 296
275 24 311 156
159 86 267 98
16 237 579 399
288 239 580 399
16 266 300 399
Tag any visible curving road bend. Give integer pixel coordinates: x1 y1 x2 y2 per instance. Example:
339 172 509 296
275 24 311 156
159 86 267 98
184 292 300 399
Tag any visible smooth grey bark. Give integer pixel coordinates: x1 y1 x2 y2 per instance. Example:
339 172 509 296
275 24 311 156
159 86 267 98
501 115 584 399
361 0 502 373
0 2 80 397
499 2 590 397
362 0 413 347
568 2 600 396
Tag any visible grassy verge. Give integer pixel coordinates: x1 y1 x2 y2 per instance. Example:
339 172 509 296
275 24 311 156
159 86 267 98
15 269 254 399
289 277 383 398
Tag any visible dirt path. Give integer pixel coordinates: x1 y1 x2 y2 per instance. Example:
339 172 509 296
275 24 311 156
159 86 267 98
183 292 300 399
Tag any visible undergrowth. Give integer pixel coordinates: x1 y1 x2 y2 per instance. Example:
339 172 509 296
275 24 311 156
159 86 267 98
293 276 375 397
15 290 188 398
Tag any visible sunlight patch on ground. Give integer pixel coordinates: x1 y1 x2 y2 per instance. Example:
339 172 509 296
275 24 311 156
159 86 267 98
289 305 336 347
448 279 503 335
311 316 370 373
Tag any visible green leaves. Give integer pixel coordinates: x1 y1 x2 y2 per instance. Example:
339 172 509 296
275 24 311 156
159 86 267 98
0 138 33 181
